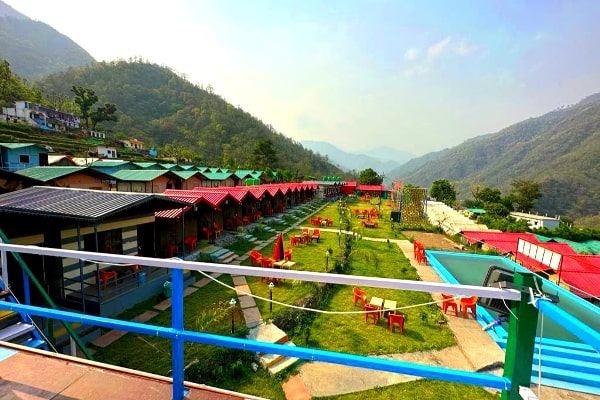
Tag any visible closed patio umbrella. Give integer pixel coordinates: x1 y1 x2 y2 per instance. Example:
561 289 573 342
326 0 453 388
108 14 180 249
272 232 284 261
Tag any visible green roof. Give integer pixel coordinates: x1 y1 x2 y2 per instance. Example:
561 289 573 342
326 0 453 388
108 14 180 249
179 165 197 170
159 163 183 171
110 169 171 181
467 208 486 214
172 170 200 179
133 162 161 169
203 172 233 180
234 169 255 179
90 160 131 168
0 143 38 149
16 166 88 181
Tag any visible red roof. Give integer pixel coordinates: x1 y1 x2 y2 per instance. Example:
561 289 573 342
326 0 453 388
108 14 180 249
463 231 600 298
356 184 386 192
462 231 540 254
558 255 600 298
157 183 317 219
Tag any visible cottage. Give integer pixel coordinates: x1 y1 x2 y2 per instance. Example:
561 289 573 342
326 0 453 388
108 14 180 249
0 186 189 316
0 143 49 171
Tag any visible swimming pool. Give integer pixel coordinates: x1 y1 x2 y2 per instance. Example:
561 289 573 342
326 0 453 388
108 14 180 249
427 250 600 394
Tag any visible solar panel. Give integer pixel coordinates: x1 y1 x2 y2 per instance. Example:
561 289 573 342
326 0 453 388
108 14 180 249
478 265 515 315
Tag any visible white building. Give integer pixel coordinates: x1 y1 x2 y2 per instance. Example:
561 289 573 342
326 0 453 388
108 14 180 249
509 211 560 230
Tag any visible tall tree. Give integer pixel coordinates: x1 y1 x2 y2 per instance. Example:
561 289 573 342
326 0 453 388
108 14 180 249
358 168 383 185
430 179 457 205
510 179 541 212
71 86 98 129
90 103 118 129
251 139 277 170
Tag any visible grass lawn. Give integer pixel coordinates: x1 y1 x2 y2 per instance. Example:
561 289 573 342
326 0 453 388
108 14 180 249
90 198 494 400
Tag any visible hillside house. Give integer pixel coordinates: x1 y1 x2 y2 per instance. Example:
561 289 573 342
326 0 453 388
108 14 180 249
510 211 561 230
0 143 49 171
89 145 118 159
119 138 145 151
2 101 80 130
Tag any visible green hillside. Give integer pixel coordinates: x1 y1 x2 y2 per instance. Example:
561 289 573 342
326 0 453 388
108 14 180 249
23 60 341 178
0 1 95 79
389 94 600 224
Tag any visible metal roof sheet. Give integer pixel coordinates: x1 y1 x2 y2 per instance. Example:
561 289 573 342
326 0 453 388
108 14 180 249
202 172 233 180
172 171 200 180
90 160 131 167
133 162 161 169
16 166 89 182
0 143 37 149
159 163 183 171
0 186 187 222
110 169 170 181
234 170 255 179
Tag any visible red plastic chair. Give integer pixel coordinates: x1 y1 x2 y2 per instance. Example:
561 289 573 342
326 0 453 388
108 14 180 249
388 313 405 334
363 304 380 324
353 287 367 307
460 296 478 319
98 269 118 290
441 293 459 316
284 249 293 261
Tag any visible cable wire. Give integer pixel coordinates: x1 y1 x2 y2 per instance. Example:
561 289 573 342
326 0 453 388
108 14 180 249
197 269 449 315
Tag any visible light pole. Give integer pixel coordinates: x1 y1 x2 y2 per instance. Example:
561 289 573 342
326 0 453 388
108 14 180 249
229 298 236 334
269 281 275 319
325 249 331 272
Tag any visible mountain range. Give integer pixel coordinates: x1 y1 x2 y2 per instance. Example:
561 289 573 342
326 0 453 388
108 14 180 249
0 1 94 79
300 141 413 175
1 1 598 226
388 94 600 224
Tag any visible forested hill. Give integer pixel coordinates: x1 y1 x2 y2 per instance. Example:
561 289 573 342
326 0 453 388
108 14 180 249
35 60 342 178
0 0 95 79
388 94 600 223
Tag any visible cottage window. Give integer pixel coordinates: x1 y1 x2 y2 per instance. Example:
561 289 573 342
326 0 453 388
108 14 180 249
19 154 30 163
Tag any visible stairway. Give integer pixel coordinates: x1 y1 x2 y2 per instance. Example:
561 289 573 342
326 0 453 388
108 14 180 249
248 322 300 375
200 245 238 264
0 286 48 350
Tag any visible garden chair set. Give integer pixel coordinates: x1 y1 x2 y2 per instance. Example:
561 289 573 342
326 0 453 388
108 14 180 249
309 216 334 226
353 287 404 334
440 294 478 319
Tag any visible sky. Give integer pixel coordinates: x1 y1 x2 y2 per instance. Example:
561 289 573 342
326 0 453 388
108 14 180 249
4 0 600 156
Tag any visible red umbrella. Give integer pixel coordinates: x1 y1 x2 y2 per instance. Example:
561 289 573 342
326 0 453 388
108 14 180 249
272 232 284 261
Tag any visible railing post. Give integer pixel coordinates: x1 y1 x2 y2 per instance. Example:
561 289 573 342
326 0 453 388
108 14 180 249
171 267 184 400
501 271 540 400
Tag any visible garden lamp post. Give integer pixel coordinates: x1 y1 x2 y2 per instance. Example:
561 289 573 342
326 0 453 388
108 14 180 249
325 249 331 272
269 281 275 319
229 298 236 334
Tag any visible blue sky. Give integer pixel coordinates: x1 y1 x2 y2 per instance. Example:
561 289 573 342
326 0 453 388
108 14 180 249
5 0 600 156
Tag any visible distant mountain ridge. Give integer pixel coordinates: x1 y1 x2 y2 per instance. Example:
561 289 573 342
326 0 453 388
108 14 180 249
388 93 600 224
301 140 413 174
0 0 95 79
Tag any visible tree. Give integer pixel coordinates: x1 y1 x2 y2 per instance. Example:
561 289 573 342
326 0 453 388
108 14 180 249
71 86 98 129
510 179 542 212
430 179 456 205
251 139 277 170
358 168 383 185
90 103 118 129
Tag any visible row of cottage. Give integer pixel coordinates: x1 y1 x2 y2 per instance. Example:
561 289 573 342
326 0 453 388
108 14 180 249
0 145 347 321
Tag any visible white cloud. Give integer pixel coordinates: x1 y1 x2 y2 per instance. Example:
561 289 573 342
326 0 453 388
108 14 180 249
455 39 473 56
427 36 452 60
404 47 420 61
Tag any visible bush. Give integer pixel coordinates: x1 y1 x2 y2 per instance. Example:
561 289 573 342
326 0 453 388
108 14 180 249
184 347 255 384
